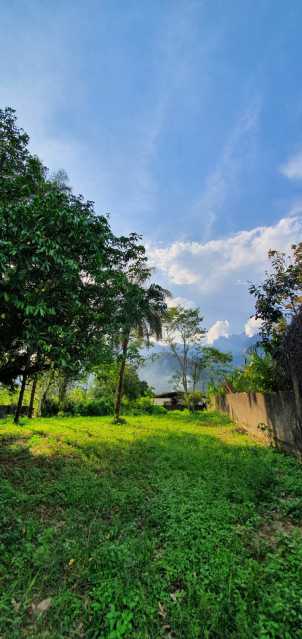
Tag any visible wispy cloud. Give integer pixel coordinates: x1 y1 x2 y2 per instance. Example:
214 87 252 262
191 99 261 240
280 151 302 180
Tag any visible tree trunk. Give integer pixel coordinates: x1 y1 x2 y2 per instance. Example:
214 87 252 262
290 360 302 433
58 375 68 411
28 376 37 418
114 336 129 421
14 371 27 424
38 368 54 417
182 372 188 394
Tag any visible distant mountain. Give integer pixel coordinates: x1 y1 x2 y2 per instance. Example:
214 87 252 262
139 333 258 393
211 333 258 367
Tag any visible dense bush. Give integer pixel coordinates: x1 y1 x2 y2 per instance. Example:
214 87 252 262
41 398 60 417
41 397 114 417
41 394 168 418
75 398 114 416
126 396 167 415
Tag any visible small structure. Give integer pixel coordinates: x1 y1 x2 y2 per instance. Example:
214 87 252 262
154 391 207 411
154 391 185 410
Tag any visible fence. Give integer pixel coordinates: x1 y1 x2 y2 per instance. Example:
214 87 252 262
212 391 302 455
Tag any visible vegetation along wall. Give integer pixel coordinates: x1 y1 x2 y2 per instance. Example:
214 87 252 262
213 392 302 455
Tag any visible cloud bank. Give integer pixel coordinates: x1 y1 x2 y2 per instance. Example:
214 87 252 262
207 320 230 344
148 212 302 333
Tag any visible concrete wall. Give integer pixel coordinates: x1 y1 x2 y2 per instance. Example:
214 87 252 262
0 405 29 418
213 391 302 455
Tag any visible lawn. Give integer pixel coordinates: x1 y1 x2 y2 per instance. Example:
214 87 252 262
1 411 302 639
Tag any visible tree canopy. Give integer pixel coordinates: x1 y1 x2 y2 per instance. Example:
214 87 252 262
0 107 164 422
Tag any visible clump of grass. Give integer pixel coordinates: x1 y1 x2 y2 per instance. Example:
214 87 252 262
1 411 302 638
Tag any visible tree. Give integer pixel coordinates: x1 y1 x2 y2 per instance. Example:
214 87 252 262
113 282 168 422
249 243 302 420
190 346 232 392
249 243 302 347
0 108 150 422
162 306 206 394
0 106 45 205
275 307 302 422
211 351 280 395
93 359 151 403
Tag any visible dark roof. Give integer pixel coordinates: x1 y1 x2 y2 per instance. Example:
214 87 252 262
154 391 184 399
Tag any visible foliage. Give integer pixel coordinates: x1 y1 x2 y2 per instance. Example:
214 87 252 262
163 307 232 394
249 243 302 344
0 382 37 409
249 244 302 400
163 305 206 393
113 280 168 420
185 390 207 411
0 106 45 206
75 398 114 417
1 413 302 637
0 108 162 423
189 345 232 391
276 306 302 394
208 351 281 395
124 396 167 415
93 361 152 403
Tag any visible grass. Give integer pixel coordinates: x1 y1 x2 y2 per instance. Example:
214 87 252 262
1 411 302 638
0 385 34 407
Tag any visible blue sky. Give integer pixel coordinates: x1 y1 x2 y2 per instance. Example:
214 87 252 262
1 0 302 338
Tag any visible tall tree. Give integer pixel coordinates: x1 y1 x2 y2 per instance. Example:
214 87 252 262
113 282 168 422
249 243 302 421
189 346 232 392
162 306 206 394
0 108 148 421
0 106 45 204
249 243 302 346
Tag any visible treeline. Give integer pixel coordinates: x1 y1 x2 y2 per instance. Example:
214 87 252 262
0 108 168 423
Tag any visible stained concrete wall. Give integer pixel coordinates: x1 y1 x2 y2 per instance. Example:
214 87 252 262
213 391 302 455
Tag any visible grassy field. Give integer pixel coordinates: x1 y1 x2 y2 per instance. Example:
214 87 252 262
1 411 302 638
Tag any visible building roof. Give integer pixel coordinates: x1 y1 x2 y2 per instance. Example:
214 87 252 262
154 391 184 399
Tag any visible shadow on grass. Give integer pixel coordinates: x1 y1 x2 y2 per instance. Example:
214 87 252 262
1 423 302 639
0 424 282 506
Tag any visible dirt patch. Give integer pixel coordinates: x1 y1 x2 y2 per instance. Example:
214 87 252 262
256 509 302 549
232 426 248 435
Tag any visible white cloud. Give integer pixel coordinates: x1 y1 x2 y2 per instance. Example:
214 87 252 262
147 211 302 333
166 296 195 309
148 213 302 291
207 320 230 344
245 316 263 337
280 152 302 179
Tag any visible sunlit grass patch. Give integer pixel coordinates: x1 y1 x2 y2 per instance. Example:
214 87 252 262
0 411 302 638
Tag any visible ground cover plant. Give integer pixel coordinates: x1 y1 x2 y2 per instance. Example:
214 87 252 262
1 411 302 638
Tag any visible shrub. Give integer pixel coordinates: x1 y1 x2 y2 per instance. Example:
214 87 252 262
75 398 114 416
41 398 59 416
125 396 167 415
42 397 115 417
